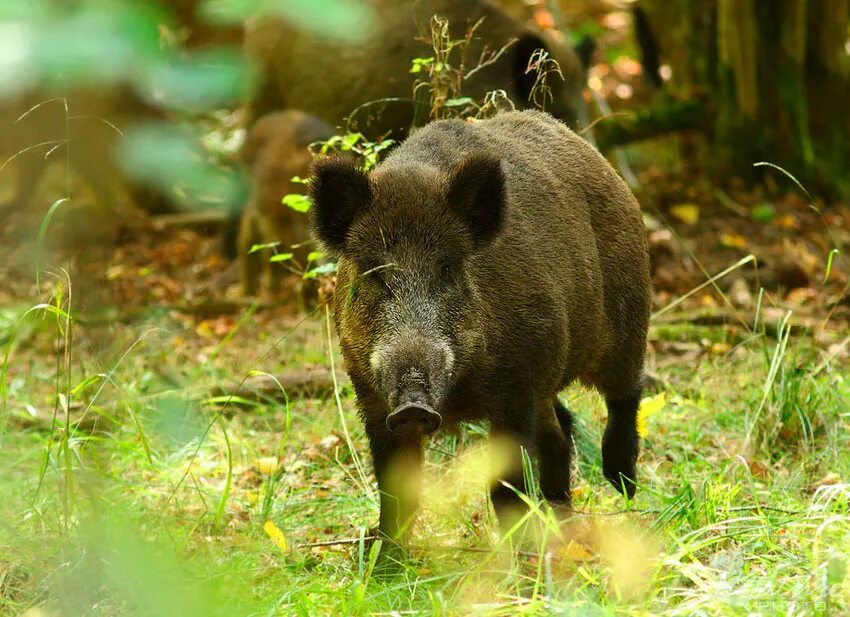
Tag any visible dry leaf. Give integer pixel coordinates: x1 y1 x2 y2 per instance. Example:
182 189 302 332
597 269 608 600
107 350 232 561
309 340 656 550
711 342 731 354
775 214 798 230
571 485 589 500
720 233 747 249
559 540 594 561
195 320 214 338
816 472 841 489
263 519 289 552
670 203 700 225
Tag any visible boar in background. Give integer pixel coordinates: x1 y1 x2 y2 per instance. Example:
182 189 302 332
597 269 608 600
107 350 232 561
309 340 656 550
238 110 334 302
244 0 589 138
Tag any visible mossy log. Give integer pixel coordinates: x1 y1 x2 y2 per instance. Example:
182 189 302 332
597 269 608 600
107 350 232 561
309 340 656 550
593 98 708 151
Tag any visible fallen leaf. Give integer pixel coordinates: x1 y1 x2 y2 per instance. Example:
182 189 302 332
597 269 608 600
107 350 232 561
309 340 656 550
559 540 593 561
571 485 589 500
711 342 731 354
195 320 214 338
720 233 747 249
533 7 555 29
699 294 719 308
775 214 798 230
264 519 289 552
670 203 699 225
816 472 841 489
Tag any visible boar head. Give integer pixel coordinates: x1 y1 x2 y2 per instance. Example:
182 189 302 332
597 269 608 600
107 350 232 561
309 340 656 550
310 153 505 436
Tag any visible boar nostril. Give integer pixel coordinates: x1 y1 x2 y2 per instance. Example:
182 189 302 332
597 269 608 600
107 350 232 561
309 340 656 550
385 402 442 436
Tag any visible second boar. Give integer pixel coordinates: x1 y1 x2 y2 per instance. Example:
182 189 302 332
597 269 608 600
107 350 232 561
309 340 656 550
245 0 587 138
310 110 651 554
238 110 334 299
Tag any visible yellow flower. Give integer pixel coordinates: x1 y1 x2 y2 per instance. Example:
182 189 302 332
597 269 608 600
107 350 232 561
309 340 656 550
256 457 279 475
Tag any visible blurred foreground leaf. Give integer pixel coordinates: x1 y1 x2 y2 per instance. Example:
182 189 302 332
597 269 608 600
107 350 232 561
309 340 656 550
0 1 165 99
145 48 255 113
637 392 666 438
200 0 375 43
118 122 245 210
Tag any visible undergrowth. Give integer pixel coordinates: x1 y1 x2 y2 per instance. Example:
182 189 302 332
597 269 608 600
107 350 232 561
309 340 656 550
1 269 848 616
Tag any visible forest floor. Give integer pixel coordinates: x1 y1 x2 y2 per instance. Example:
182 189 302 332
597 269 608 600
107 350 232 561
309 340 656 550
1 167 849 616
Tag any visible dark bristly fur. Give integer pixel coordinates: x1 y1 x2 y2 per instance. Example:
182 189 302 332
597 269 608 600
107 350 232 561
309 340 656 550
244 0 587 137
310 110 651 561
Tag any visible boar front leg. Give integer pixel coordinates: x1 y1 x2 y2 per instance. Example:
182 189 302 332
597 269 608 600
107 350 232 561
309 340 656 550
488 414 536 533
602 390 640 498
365 420 424 545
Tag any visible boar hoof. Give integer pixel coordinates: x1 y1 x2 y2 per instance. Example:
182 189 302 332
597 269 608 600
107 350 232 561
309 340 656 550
385 402 442 436
602 461 637 499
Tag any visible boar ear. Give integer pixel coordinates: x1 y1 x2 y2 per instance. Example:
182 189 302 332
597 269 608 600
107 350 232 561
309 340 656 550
445 152 506 248
514 33 547 104
309 156 372 252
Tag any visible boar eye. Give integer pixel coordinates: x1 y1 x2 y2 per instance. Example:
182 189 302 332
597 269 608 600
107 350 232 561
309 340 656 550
440 262 451 277
364 264 392 291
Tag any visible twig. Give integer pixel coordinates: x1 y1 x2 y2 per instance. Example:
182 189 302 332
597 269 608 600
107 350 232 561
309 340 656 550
299 536 376 549
150 211 228 231
464 38 518 81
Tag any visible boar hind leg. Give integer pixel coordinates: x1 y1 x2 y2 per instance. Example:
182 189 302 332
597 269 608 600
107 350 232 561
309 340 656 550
366 421 423 545
537 398 572 504
238 208 262 297
601 389 641 498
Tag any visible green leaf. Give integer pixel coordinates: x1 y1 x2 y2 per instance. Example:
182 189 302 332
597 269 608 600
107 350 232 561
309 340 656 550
282 193 312 212
36 197 69 286
410 57 434 73
445 97 474 107
203 395 262 408
307 251 325 262
248 242 281 254
303 262 337 279
269 253 294 262
827 557 846 585
341 132 362 150
144 49 250 113
751 202 775 223
824 248 840 284
70 374 106 396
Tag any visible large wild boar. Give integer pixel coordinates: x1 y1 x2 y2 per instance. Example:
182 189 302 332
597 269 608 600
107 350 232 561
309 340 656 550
238 110 334 298
310 110 651 559
244 0 587 138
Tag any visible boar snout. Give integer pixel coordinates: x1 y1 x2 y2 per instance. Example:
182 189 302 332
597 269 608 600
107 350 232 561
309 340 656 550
371 332 454 436
382 369 444 437
386 400 442 436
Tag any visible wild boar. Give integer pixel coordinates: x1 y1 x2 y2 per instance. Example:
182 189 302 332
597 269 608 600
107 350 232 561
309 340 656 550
238 110 333 299
309 110 651 555
244 0 587 138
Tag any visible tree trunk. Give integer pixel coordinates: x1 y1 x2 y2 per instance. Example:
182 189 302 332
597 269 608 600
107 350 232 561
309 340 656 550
637 0 850 197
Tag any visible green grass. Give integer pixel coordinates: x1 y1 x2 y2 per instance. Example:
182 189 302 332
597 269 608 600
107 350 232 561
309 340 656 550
1 283 848 616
